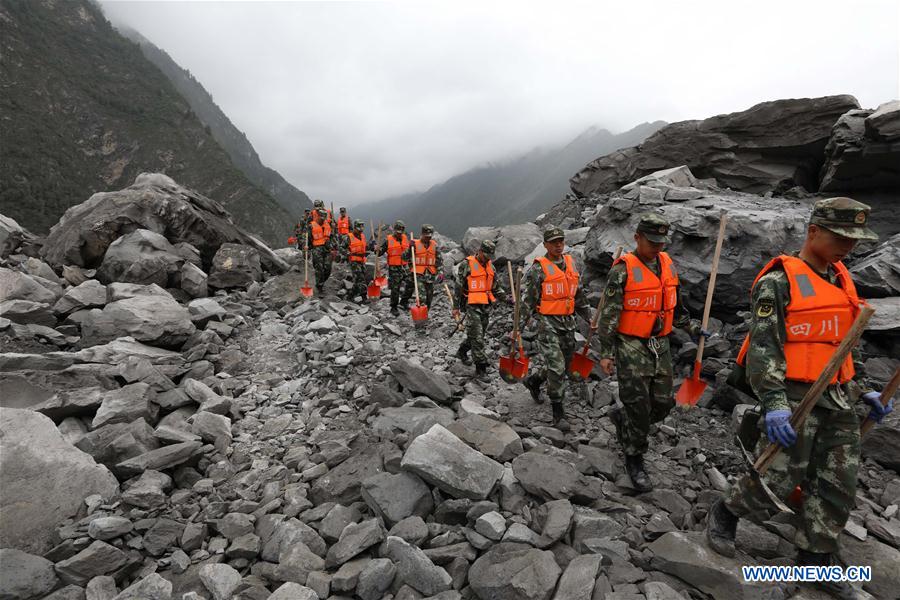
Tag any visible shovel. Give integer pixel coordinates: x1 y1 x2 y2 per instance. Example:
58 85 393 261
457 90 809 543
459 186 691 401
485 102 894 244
675 212 728 406
409 233 428 322
570 246 623 379
860 366 900 437
373 221 387 287
287 236 297 245
444 283 466 338
499 263 529 383
300 234 314 298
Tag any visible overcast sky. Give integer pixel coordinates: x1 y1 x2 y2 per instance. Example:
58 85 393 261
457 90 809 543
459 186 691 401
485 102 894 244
101 0 899 206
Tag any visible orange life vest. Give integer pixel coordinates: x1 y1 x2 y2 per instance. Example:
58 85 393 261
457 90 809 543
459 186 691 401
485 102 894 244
535 255 580 316
466 256 495 305
387 234 410 266
615 252 679 338
736 256 862 385
337 215 350 235
310 221 331 247
310 209 333 223
414 239 438 275
348 232 367 263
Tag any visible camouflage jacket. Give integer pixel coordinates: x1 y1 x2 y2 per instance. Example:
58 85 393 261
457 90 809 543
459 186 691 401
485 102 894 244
305 222 335 252
596 257 697 360
744 261 870 413
455 257 506 310
521 255 593 332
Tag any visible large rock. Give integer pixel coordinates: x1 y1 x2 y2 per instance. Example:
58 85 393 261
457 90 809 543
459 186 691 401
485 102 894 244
360 471 434 526
207 243 262 290
54 540 128 586
309 444 388 505
582 170 811 317
400 424 504 500
511 452 604 504
820 101 900 192
468 543 561 600
649 531 783 600
390 359 452 403
324 518 384 568
462 223 544 263
0 267 59 304
96 229 184 287
1 213 36 258
81 293 195 348
53 280 108 315
571 95 859 197
447 414 524 462
840 532 900 599
41 173 287 273
861 416 900 473
383 535 452 596
0 299 55 326
180 262 209 298
850 233 900 297
0 548 60 599
0 409 118 554
91 382 157 429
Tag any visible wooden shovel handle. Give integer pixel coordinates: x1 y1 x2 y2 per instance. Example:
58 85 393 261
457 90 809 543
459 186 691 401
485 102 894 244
584 246 624 348
410 233 420 304
861 366 900 436
755 305 875 475
694 212 728 365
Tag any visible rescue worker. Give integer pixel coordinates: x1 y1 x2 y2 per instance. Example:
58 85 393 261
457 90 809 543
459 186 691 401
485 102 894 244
343 219 368 302
376 220 413 316
307 207 334 293
453 240 506 378
294 213 308 250
596 213 705 492
706 198 888 600
521 227 594 430
413 224 444 309
310 199 334 226
336 207 352 261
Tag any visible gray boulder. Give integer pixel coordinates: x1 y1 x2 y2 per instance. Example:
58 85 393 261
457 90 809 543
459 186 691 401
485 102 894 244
390 359 452 403
53 280 108 315
41 173 287 274
96 229 184 287
180 262 208 298
462 223 543 263
0 548 59 600
324 518 384 568
207 243 262 290
571 95 859 197
1 213 36 258
850 233 900 297
81 293 195 348
360 471 434 526
0 409 118 554
468 542 561 600
110 573 172 600
0 299 56 326
400 424 504 500
384 535 452 596
511 452 604 504
447 414 524 462
820 101 900 191
0 267 60 304
91 382 157 429
54 540 128 586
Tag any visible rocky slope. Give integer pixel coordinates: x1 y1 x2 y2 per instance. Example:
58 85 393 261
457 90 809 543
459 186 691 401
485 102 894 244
2 170 899 600
0 0 296 246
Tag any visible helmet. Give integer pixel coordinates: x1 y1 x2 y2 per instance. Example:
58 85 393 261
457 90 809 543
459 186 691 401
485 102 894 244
340 207 347 212
313 199 324 208
480 240 496 256
353 219 365 229
421 224 435 235
394 220 406 231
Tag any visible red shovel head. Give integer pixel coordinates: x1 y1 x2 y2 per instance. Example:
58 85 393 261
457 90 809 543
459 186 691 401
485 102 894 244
367 282 382 299
287 236 297 245
300 284 314 298
375 275 387 287
410 304 429 322
499 353 529 383
568 346 594 380
675 361 706 406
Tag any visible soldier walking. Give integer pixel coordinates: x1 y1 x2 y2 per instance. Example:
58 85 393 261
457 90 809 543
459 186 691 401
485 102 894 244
454 240 506 378
596 213 705 492
376 220 413 316
413 224 444 309
307 208 334 293
344 219 368 302
706 198 889 600
520 227 594 430
335 207 351 261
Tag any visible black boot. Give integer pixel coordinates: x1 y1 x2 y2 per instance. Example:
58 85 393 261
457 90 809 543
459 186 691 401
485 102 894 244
524 374 544 404
706 497 738 558
625 454 652 493
610 406 624 445
797 551 874 600
551 402 570 431
474 362 489 380
456 345 472 365
390 305 399 316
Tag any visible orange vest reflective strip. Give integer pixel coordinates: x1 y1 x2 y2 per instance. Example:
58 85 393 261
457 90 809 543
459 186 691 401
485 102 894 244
536 255 579 316
311 221 331 247
348 233 367 262
736 256 861 385
387 234 410 266
337 216 350 235
615 252 679 338
466 256 495 305
414 240 437 274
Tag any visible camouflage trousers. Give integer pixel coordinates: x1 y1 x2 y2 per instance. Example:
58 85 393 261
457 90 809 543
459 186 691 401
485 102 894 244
310 246 333 289
527 315 578 403
348 261 367 300
615 334 674 456
416 272 436 309
388 265 413 308
459 304 491 365
726 403 860 554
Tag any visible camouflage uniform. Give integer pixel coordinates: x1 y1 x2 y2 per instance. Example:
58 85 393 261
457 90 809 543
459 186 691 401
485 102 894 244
724 199 880 555
306 213 335 291
343 220 368 300
521 248 592 403
378 226 413 310
415 227 444 310
455 242 506 368
597 215 699 456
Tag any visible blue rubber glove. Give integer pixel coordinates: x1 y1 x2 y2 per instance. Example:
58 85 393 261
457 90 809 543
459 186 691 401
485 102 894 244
765 410 797 447
700 328 713 340
862 391 893 423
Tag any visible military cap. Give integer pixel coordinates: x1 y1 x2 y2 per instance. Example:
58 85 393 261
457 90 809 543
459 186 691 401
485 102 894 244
394 220 406 230
340 207 347 212
480 240 496 255
543 227 565 242
421 224 435 234
316 208 328 216
810 197 878 241
636 213 671 243
313 199 324 208
353 219 365 228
